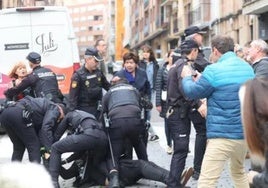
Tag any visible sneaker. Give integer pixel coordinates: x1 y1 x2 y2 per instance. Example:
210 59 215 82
149 135 159 142
192 171 200 180
166 146 173 154
180 167 194 186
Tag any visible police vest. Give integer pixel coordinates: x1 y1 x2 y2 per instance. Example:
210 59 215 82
108 83 140 111
76 68 103 105
70 110 96 126
33 66 59 98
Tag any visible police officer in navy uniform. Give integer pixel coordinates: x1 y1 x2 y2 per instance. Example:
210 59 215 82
49 110 108 188
4 52 64 104
102 77 148 188
181 26 210 181
0 96 65 163
182 26 211 73
166 39 207 188
68 46 110 118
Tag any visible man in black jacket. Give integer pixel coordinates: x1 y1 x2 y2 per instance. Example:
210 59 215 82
182 26 211 73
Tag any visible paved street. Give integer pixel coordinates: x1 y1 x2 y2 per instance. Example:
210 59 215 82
0 107 251 188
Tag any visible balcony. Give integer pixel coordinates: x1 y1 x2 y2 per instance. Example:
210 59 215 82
161 0 174 6
243 0 268 14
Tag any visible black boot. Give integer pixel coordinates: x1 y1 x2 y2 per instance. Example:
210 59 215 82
108 170 119 188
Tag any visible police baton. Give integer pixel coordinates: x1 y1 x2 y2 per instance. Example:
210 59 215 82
103 113 116 168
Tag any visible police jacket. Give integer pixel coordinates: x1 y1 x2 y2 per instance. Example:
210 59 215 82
54 110 105 141
252 57 268 77
138 59 159 89
17 96 62 151
114 68 151 98
68 66 110 111
5 66 62 103
194 49 211 72
102 83 141 120
167 58 201 109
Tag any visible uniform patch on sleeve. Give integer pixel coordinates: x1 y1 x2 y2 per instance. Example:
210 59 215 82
71 81 77 88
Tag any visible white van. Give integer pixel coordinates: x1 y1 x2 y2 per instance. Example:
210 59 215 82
0 6 80 101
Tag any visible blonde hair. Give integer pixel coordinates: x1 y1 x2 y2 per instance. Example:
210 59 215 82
8 62 27 79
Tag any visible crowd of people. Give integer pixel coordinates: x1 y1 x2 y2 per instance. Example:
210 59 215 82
1 25 268 188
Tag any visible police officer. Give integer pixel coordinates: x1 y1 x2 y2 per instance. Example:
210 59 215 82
49 110 108 188
183 26 211 180
0 96 65 163
68 46 110 118
4 52 64 104
166 39 207 188
182 26 211 72
114 52 151 148
102 77 148 188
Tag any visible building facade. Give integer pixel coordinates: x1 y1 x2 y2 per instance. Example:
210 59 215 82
63 0 109 61
125 0 267 59
1 0 268 62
